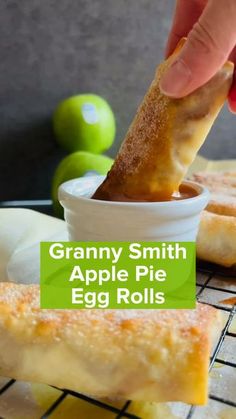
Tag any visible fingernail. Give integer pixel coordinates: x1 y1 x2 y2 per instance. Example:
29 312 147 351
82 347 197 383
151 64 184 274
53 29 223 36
160 59 192 97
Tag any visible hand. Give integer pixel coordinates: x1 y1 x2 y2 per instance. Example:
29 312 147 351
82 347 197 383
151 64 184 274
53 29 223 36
160 0 236 113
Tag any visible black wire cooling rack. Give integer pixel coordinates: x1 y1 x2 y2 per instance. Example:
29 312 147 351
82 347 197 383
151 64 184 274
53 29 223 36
0 200 235 418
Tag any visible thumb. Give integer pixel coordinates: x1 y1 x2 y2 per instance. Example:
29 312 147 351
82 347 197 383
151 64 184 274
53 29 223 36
160 0 236 98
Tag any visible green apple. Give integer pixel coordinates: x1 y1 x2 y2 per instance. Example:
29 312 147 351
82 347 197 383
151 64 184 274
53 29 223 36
52 151 113 218
53 94 116 153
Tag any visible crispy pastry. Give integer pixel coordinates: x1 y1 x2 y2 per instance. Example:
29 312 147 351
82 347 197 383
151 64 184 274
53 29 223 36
93 40 233 202
0 283 221 405
197 210 236 267
193 171 236 267
192 171 236 217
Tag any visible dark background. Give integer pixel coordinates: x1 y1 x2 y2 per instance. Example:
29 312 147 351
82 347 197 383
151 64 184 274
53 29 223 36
0 0 235 201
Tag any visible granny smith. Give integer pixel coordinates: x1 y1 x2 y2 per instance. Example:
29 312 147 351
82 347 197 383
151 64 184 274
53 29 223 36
53 94 116 153
52 151 114 218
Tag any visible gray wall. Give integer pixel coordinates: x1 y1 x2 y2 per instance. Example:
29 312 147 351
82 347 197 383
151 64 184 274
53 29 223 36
0 0 235 201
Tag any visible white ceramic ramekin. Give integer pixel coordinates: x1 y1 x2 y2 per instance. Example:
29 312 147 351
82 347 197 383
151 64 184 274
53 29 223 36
59 175 209 241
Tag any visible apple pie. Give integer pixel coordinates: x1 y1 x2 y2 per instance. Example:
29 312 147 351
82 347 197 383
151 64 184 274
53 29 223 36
93 39 233 202
192 171 236 267
0 283 221 405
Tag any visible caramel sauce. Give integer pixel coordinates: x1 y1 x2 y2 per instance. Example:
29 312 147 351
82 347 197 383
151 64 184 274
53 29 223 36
219 297 236 306
92 183 198 202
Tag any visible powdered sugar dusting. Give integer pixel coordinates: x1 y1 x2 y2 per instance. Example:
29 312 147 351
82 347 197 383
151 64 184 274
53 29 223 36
0 283 216 332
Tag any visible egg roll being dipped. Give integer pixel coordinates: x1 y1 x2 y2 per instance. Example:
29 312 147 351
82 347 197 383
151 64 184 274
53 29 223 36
93 39 233 202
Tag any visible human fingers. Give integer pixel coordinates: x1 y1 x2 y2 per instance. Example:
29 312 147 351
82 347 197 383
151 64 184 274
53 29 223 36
165 0 207 58
160 0 236 98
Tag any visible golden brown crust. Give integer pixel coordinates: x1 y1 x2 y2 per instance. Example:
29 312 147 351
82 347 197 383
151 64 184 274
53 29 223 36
207 199 236 217
197 210 236 267
192 170 236 267
192 171 236 217
0 283 221 404
93 40 233 202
